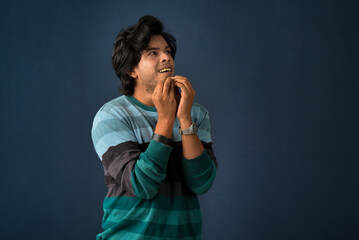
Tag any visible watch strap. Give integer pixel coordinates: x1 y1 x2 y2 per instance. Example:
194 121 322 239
179 123 198 135
152 133 172 146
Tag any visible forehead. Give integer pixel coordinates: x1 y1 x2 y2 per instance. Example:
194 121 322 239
146 35 169 48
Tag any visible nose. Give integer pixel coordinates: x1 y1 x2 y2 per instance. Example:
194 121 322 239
160 51 171 63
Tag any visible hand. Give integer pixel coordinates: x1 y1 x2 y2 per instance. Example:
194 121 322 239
171 76 195 127
152 77 177 123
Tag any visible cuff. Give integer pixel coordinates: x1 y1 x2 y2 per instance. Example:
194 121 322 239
145 139 173 166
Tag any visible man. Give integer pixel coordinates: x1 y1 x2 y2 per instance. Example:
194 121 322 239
91 15 217 240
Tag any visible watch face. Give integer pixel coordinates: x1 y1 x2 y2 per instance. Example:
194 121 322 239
179 123 198 135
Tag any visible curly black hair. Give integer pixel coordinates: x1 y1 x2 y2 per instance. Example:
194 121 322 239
112 15 177 95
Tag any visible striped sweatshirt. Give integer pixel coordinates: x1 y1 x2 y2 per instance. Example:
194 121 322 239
91 95 217 240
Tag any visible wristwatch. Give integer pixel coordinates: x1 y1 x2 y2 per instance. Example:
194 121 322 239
179 123 198 135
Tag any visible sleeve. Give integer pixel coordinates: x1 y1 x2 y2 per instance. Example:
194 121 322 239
181 107 218 195
92 108 172 199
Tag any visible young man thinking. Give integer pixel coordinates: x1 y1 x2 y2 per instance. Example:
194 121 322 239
91 15 217 240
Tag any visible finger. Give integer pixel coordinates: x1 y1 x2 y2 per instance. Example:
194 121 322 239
174 80 192 95
155 78 165 93
174 81 190 96
171 75 189 82
162 77 172 94
169 80 175 97
172 76 193 92
171 75 186 80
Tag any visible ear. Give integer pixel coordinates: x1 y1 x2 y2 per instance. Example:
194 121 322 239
127 68 137 79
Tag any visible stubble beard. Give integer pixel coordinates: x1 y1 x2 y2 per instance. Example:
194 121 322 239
142 78 158 94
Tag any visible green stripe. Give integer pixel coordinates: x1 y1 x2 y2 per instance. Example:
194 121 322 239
104 208 201 225
102 218 201 238
103 195 200 211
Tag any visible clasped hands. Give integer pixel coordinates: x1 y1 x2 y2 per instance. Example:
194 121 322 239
152 76 195 128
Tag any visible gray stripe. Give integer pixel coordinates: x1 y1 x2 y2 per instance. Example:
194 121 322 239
102 141 145 196
106 183 136 198
102 141 216 198
102 141 146 167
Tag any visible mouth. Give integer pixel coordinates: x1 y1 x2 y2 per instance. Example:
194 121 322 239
158 67 172 73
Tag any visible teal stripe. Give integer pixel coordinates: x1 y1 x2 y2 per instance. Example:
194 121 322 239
127 95 157 112
92 111 114 132
182 151 217 194
104 208 202 225
102 218 201 238
132 160 160 199
100 96 158 117
97 228 200 240
103 195 200 211
197 130 212 143
93 120 152 146
94 131 138 158
98 96 208 123
189 160 216 194
93 116 158 138
93 124 138 147
131 140 172 199
92 97 212 153
197 115 210 132
100 96 132 111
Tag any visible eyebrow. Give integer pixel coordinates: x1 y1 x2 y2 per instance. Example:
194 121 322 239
144 46 170 53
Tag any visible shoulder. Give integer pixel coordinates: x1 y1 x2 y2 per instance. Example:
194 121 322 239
98 95 131 115
91 96 134 134
91 96 138 158
93 95 136 122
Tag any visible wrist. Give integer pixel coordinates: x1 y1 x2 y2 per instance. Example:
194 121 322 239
155 117 175 139
158 116 176 124
178 116 192 129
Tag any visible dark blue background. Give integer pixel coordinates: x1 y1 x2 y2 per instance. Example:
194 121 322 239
1 0 358 239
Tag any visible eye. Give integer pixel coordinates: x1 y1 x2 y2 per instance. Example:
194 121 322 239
149 51 157 56
165 50 171 55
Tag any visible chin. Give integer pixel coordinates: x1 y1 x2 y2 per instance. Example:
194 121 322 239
160 72 173 78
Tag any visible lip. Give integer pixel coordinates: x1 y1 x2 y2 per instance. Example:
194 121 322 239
158 66 173 73
159 71 173 77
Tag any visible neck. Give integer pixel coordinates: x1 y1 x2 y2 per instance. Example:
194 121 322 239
132 88 154 107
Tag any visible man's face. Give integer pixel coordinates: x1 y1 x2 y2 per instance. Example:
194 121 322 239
130 35 174 93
